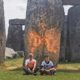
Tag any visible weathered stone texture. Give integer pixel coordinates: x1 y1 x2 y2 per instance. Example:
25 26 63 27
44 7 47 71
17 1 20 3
60 16 67 61
62 0 80 5
9 19 25 25
6 19 25 51
66 6 80 61
0 0 6 63
25 0 64 65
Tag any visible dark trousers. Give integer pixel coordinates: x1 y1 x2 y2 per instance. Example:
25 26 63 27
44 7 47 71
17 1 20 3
23 67 38 75
40 70 56 75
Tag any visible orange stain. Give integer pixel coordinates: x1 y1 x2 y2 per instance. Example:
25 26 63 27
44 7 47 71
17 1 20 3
28 31 41 53
28 28 60 54
27 19 60 54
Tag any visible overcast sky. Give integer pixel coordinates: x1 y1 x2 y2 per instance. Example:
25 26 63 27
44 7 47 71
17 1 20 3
3 0 72 36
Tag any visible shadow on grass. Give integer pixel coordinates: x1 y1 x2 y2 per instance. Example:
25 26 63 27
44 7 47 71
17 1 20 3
59 62 80 64
58 70 80 73
9 67 23 71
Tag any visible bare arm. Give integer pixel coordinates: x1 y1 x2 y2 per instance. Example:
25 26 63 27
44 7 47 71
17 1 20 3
32 61 37 72
48 67 56 71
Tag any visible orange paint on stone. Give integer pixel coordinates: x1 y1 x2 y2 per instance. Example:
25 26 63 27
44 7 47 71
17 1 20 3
28 31 42 53
45 28 60 54
26 18 60 56
27 28 60 54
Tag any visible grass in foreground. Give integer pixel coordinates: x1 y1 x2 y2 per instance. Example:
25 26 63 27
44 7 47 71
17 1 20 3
0 58 80 80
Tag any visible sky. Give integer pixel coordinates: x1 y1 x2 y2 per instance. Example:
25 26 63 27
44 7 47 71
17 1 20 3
3 0 72 36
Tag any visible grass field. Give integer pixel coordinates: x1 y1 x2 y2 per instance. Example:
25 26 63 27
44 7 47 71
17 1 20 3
0 58 80 80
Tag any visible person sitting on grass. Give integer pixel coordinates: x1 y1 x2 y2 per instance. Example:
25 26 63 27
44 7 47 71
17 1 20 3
40 55 56 75
23 53 37 75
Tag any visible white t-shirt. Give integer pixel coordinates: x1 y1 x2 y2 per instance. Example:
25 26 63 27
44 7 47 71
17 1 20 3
25 59 36 69
41 61 54 69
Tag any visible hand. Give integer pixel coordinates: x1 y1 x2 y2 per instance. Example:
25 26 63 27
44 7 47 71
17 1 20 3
32 69 35 73
41 68 45 71
28 68 32 72
45 69 50 72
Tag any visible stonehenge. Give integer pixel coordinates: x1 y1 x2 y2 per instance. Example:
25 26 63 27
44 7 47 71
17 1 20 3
66 6 80 61
6 19 25 51
0 0 6 63
24 0 64 65
6 0 80 63
60 16 67 61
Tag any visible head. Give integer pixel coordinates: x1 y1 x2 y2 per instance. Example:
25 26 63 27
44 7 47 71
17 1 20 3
44 55 50 62
28 53 34 60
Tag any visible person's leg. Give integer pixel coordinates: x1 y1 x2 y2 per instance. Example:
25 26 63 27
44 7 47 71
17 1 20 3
23 67 31 75
49 70 56 75
31 68 39 75
40 70 46 75
43 69 56 75
44 70 51 75
34 67 39 73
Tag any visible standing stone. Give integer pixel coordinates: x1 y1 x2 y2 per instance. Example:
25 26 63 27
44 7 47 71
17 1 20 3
0 0 6 64
25 0 64 65
62 0 80 5
6 19 24 51
60 16 67 61
66 6 80 61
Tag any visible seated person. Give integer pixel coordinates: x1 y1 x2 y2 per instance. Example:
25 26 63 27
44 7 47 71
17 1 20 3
40 55 56 75
23 53 37 75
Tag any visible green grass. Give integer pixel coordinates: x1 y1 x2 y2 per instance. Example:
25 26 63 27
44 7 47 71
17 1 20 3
0 58 80 80
0 70 80 80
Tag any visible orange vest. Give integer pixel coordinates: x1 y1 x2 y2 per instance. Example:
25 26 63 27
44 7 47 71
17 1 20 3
27 60 36 69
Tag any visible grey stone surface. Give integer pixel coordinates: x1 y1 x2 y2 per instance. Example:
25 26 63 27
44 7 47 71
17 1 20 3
9 19 25 25
6 19 25 51
5 47 17 59
0 0 6 63
25 0 64 65
66 6 80 61
62 0 80 5
60 16 67 61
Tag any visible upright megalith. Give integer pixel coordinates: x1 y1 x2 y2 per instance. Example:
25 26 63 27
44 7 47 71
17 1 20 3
0 0 6 63
6 19 25 51
60 16 67 61
25 0 64 65
66 6 80 61
62 0 80 5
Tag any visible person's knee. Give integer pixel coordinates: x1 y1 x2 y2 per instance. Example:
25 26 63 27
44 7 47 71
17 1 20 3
23 67 28 70
23 67 26 71
50 70 56 75
40 70 44 75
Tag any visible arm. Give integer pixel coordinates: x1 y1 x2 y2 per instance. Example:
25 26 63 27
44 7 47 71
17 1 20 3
24 59 28 68
32 60 37 72
40 61 45 71
24 59 32 72
46 61 56 71
47 67 56 71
